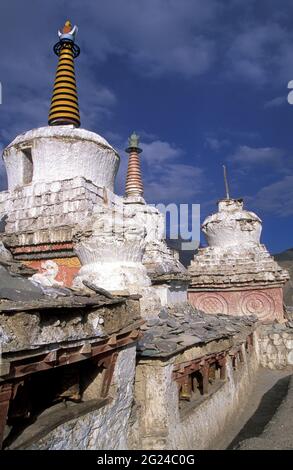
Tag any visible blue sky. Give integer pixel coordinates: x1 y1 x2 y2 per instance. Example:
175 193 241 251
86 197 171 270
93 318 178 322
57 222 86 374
0 0 292 254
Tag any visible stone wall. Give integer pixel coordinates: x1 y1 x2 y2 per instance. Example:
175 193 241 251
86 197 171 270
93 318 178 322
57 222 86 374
1 176 121 234
27 345 136 450
153 283 188 306
169 349 258 450
257 325 293 369
0 295 140 354
130 334 259 450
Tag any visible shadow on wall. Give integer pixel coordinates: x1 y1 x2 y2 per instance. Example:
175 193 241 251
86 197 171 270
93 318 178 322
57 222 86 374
227 375 291 449
274 248 293 307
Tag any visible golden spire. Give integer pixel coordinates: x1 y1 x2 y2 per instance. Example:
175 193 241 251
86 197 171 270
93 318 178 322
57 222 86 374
125 132 144 199
48 21 80 127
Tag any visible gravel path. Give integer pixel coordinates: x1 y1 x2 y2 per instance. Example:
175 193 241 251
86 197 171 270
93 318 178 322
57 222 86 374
210 368 292 450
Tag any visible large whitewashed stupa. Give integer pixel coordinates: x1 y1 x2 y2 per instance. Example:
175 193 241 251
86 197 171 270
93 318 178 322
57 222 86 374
0 21 188 316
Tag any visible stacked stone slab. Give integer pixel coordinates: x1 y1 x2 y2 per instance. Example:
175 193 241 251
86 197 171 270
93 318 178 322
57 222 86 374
188 198 289 322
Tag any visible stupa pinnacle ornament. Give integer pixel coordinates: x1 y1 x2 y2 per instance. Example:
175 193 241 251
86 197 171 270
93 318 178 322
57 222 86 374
48 20 81 127
223 165 230 200
128 132 140 149
125 132 144 200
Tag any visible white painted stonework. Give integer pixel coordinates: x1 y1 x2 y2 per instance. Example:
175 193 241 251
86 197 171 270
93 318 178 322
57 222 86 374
125 202 189 297
189 198 289 290
72 197 187 313
73 208 151 293
203 198 262 248
0 125 120 236
3 126 119 192
72 203 164 317
1 176 118 234
0 241 12 261
122 200 186 278
154 283 188 306
131 339 259 450
27 346 137 450
0 191 9 221
0 124 188 315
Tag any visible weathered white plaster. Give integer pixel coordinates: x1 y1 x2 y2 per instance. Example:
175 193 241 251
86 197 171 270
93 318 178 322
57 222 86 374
203 199 262 248
153 284 188 306
73 201 186 315
3 126 119 192
1 125 187 316
0 191 10 221
73 209 151 293
125 202 189 286
0 241 12 261
188 199 289 298
27 346 136 450
136 286 163 318
131 341 259 450
3 177 111 233
168 354 258 450
75 261 151 293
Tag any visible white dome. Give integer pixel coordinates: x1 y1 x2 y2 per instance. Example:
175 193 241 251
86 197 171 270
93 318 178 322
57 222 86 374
3 125 120 192
202 198 262 248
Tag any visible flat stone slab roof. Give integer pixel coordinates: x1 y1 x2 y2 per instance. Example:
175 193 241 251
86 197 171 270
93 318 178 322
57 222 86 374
137 303 257 358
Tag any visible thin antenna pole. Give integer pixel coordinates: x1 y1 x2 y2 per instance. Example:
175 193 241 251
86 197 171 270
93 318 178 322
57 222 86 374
223 165 230 199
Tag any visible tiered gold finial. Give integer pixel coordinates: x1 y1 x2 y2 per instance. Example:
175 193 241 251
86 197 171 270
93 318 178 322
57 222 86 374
48 21 80 127
125 132 144 199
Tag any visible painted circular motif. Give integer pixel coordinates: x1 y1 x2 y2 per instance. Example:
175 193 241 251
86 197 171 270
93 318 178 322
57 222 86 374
240 291 274 320
196 294 228 314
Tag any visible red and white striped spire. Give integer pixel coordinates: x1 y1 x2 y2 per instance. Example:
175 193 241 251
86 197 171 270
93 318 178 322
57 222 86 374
125 132 144 200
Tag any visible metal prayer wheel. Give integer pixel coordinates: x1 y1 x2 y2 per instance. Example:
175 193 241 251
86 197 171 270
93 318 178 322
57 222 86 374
180 379 192 401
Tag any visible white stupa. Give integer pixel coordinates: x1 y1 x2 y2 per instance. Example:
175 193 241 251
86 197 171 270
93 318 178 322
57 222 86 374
188 198 289 322
0 22 188 317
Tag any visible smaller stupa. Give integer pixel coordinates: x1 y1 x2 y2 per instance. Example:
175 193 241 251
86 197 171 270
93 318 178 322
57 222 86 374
124 132 145 203
188 167 289 322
